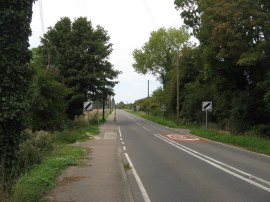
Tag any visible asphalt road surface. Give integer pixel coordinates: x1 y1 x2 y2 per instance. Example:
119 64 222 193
116 110 270 202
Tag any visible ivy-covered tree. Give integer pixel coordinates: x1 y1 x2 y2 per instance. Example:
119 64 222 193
39 17 120 119
0 0 35 186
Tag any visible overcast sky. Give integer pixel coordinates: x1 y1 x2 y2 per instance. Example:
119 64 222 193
29 0 184 103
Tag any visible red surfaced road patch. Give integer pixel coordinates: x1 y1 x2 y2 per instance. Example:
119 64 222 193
160 133 207 142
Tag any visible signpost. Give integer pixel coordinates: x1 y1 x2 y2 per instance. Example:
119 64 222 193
83 102 93 111
202 101 212 128
161 104 166 119
83 101 93 125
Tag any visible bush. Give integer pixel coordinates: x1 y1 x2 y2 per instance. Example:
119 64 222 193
18 130 53 172
251 124 270 138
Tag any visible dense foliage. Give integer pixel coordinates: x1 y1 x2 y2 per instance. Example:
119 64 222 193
133 27 189 86
29 48 69 131
1 6 119 194
133 0 270 135
39 17 120 119
0 0 36 188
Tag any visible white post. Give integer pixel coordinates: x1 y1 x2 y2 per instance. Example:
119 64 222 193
206 110 208 129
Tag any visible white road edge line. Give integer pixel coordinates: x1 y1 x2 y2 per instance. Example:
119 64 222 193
142 126 151 132
165 136 270 187
118 126 122 138
125 153 151 202
154 134 270 193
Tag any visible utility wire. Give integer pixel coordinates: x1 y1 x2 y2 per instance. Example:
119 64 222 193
141 0 158 27
76 0 87 17
38 0 45 34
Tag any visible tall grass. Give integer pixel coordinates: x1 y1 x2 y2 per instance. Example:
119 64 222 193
192 128 270 155
0 112 101 202
52 124 99 144
12 146 86 202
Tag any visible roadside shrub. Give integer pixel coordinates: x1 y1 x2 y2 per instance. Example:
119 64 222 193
61 115 89 130
0 130 53 193
251 124 270 138
18 130 53 172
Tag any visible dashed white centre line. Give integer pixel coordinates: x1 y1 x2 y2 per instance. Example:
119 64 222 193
142 126 151 132
118 126 122 138
123 146 126 151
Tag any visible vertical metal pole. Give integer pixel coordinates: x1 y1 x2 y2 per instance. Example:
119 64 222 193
102 98 105 121
206 110 208 129
176 50 180 124
97 102 100 125
148 80 149 98
147 80 150 115
114 105 116 123
87 111 90 125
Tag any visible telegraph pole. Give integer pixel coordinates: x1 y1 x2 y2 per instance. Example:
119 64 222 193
176 50 180 124
148 80 149 98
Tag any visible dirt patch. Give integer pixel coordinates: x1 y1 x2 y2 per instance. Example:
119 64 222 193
57 176 89 186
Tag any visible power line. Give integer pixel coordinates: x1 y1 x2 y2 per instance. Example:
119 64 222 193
38 0 45 34
141 0 158 27
76 0 86 17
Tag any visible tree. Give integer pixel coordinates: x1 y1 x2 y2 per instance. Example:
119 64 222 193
29 48 69 131
175 0 270 132
0 0 36 186
39 17 120 119
132 27 189 86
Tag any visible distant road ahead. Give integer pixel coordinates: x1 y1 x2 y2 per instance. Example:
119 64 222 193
117 110 270 202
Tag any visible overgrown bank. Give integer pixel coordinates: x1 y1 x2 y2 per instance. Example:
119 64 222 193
127 110 270 156
0 115 101 202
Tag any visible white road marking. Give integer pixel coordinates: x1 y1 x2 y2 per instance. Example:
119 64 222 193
154 134 270 193
122 141 125 145
136 122 142 126
123 146 126 151
142 126 151 132
167 134 200 141
125 153 151 202
120 138 123 141
118 126 122 138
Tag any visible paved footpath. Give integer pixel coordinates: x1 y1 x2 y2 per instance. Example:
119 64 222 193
46 113 133 202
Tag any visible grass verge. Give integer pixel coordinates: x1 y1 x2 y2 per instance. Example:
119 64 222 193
191 128 270 155
10 120 100 202
11 146 87 202
127 110 270 156
52 124 99 144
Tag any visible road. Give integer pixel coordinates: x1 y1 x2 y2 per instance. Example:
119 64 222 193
116 110 270 202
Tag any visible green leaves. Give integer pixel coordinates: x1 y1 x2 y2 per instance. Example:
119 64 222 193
173 0 270 132
0 0 36 187
39 17 119 119
132 27 189 85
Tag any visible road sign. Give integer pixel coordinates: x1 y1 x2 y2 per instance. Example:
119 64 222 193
161 104 166 112
83 102 93 111
202 101 212 112
136 105 140 111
